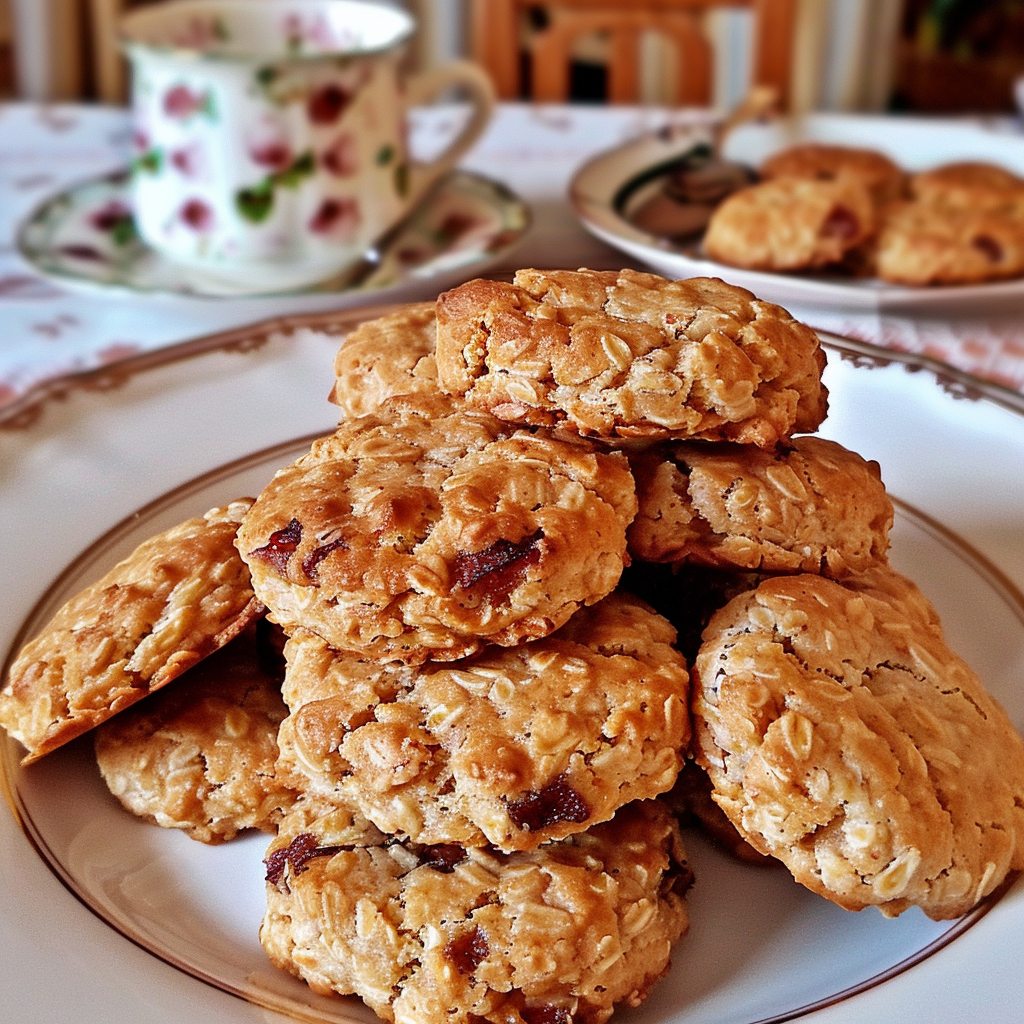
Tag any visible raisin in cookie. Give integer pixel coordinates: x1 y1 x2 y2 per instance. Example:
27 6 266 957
236 394 637 664
435 268 827 446
759 142 906 205
0 500 261 765
260 798 692 1024
329 301 444 419
627 436 892 577
703 177 875 272
94 621 294 844
872 199 1024 286
275 593 689 851
691 566 1024 920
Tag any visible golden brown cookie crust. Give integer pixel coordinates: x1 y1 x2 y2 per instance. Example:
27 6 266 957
236 394 638 664
759 142 906 205
329 301 443 419
276 593 690 851
703 178 876 272
627 436 893 576
691 566 1024 920
435 268 828 446
0 500 260 764
94 622 294 844
260 798 692 1024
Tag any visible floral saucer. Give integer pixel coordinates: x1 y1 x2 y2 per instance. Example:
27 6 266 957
17 168 529 298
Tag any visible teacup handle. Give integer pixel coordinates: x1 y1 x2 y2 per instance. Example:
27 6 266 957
404 61 496 202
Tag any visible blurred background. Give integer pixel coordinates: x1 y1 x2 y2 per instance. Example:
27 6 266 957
1 0 1022 114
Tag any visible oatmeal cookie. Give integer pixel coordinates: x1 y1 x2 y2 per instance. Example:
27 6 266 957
94 621 294 844
759 142 906 205
236 394 637 664
703 177 875 272
329 301 444 419
0 500 261 765
275 593 689 851
909 161 1024 211
260 798 692 1024
627 436 892 577
873 198 1024 286
435 269 828 446
691 566 1024 920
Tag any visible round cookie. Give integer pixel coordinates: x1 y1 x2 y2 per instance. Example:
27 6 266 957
94 621 294 844
691 566 1024 920
236 393 638 664
0 499 261 765
873 199 1024 286
759 142 906 205
260 797 693 1024
329 301 444 419
909 161 1024 212
703 177 876 272
275 593 690 851
627 435 892 577
435 268 828 446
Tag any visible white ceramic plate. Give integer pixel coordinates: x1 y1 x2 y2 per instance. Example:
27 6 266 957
16 168 528 298
3 309 1024 1023
569 113 1024 311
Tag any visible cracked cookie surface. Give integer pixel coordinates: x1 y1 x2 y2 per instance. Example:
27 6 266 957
627 436 892 576
260 797 692 1024
435 268 827 446
94 622 294 844
275 593 690 851
0 500 260 764
691 566 1024 920
236 393 637 664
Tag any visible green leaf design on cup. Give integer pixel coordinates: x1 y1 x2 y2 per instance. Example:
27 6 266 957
131 148 163 175
394 161 409 197
236 180 275 223
234 151 315 223
375 144 395 166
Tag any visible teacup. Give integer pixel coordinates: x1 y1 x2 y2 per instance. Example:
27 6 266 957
120 0 495 289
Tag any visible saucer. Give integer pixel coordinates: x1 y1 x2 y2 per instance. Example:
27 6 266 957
17 168 529 299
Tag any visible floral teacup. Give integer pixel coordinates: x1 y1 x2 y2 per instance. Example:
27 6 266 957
120 0 495 289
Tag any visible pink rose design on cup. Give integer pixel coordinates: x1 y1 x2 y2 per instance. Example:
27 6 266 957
163 84 215 120
170 141 208 179
307 83 352 125
309 197 360 238
321 133 358 176
179 197 215 231
246 116 294 172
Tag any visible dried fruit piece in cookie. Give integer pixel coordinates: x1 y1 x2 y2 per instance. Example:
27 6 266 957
872 199 1024 286
275 593 689 851
236 394 638 664
691 566 1024 920
435 268 827 445
628 436 892 577
329 301 445 419
260 798 692 1024
0 500 261 765
703 177 875 272
94 621 294 844
759 142 906 205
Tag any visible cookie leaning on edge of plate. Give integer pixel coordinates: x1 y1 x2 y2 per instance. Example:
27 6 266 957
434 268 828 446
691 565 1024 920
260 796 693 1024
274 592 690 852
235 392 638 665
0 499 261 765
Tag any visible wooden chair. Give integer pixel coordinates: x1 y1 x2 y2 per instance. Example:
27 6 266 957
469 0 798 107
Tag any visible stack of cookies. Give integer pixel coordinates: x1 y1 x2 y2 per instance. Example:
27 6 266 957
697 143 1024 286
3 267 1024 1024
